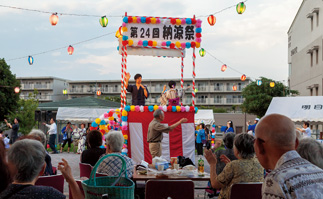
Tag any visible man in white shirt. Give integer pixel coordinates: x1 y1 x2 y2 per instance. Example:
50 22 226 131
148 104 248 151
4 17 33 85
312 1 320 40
43 118 58 154
296 122 311 138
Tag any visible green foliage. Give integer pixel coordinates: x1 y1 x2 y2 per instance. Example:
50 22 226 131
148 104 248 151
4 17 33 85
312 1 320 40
213 107 227 113
241 77 299 117
0 59 20 121
8 90 39 135
105 96 121 103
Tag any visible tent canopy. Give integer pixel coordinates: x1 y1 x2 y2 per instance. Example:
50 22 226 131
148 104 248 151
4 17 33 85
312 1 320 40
194 109 214 125
56 107 116 122
265 96 323 122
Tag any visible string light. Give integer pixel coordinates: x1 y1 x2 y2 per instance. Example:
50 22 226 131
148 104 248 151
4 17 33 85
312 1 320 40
270 82 275 88
49 13 58 26
14 87 20 93
207 15 216 26
221 64 227 72
241 74 247 81
256 80 262 86
232 85 237 91
197 0 248 18
96 90 101 96
199 48 206 57
236 2 247 14
99 16 108 27
67 45 74 55
7 31 115 62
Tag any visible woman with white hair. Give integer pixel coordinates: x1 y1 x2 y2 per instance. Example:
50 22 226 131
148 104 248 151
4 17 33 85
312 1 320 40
97 131 134 178
296 138 323 169
0 139 84 199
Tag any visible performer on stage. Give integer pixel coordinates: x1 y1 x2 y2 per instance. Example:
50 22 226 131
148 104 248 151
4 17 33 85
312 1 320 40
125 73 149 106
147 109 188 158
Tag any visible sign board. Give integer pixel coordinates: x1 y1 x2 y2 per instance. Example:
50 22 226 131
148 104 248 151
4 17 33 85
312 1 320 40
118 16 202 57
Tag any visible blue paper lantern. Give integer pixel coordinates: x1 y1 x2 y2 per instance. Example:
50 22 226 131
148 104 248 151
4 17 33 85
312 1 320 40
257 80 262 86
186 42 191 48
186 18 192 24
99 120 106 125
28 56 34 65
196 28 202 33
172 106 176 112
148 106 154 112
91 121 98 127
121 116 128 121
117 46 119 51
141 17 146 23
195 107 198 114
166 41 171 47
123 17 128 23
143 40 148 47
125 105 131 112
122 35 128 41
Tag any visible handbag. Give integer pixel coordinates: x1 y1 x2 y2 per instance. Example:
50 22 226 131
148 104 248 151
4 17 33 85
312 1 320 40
82 154 135 199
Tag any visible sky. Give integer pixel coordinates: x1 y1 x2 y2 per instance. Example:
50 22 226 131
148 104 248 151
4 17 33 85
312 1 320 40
0 0 303 82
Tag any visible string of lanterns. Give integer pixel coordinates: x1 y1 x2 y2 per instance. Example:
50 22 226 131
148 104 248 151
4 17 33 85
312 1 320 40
7 31 115 64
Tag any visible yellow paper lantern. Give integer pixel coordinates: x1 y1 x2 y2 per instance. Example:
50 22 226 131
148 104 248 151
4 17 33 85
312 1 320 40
132 17 137 23
176 19 181 25
123 135 128 140
128 40 133 46
130 105 135 111
99 125 105 129
270 82 275 87
122 27 128 32
152 41 157 47
175 41 181 48
108 116 114 121
196 42 200 48
211 141 215 144
95 118 101 124
122 110 128 116
151 17 157 24
176 106 181 112
153 105 159 111
115 109 121 116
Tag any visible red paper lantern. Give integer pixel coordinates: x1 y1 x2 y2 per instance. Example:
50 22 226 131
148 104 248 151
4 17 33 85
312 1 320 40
14 87 20 93
196 33 202 38
232 85 237 91
144 106 149 112
221 64 227 72
191 18 197 24
207 15 216 26
241 74 247 81
148 40 153 46
146 17 151 24
167 106 172 112
49 13 59 26
67 45 74 55
96 90 101 96
122 40 128 46
170 43 175 49
128 16 133 23
191 42 196 48
170 18 176 25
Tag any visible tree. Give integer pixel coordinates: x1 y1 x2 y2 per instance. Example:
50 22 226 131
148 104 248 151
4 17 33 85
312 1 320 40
240 77 299 117
0 58 20 121
105 96 121 103
8 90 39 135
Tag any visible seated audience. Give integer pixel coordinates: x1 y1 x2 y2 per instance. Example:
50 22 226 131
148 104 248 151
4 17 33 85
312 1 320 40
97 131 134 178
215 133 237 175
296 137 323 169
29 129 53 176
81 130 106 166
0 139 84 199
205 133 264 199
255 114 323 198
0 138 11 193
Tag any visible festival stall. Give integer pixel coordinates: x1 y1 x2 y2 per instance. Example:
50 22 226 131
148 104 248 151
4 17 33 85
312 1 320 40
194 109 214 125
89 13 202 164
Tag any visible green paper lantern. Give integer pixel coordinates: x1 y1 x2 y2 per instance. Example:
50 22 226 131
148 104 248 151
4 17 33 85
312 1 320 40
236 2 246 14
99 16 108 27
199 48 205 57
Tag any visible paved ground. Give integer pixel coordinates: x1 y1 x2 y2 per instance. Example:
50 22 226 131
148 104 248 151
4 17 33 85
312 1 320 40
50 152 215 199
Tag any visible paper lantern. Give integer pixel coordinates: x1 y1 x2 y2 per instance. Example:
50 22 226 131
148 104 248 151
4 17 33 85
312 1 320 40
67 45 74 55
96 90 101 96
270 82 275 88
194 88 198 93
256 80 262 86
241 74 247 81
49 13 59 26
62 89 67 95
28 56 34 65
236 2 246 14
199 48 205 57
207 15 216 26
99 16 108 27
115 26 123 38
221 64 227 72
232 85 237 91
14 87 20 93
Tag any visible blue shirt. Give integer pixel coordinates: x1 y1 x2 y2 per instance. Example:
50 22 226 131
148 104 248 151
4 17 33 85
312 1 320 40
225 127 234 133
196 129 205 143
127 85 149 106
248 124 257 132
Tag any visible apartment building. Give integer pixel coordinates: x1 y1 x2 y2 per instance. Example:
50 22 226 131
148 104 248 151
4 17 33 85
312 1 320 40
67 77 250 108
17 77 68 103
288 0 323 96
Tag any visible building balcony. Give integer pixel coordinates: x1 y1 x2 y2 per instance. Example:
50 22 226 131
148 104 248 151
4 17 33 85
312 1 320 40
21 84 53 90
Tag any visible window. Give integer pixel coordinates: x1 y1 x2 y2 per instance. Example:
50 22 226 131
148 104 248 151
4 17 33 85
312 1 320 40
316 87 318 96
197 82 207 91
310 88 313 96
311 53 313 66
311 17 313 31
214 83 223 91
197 95 207 103
113 85 118 92
317 12 319 27
226 83 234 91
214 95 223 103
316 49 319 64
288 63 292 76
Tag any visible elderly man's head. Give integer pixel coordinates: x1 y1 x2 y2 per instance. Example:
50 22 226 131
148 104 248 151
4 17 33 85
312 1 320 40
105 131 124 153
8 139 46 183
29 129 46 147
153 109 164 121
297 138 323 169
254 114 297 170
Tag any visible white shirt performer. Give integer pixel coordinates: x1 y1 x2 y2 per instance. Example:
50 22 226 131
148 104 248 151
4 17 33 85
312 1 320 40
296 122 312 138
43 118 58 154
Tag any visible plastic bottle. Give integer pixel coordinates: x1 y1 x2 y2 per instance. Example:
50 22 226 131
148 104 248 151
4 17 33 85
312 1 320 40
198 155 204 173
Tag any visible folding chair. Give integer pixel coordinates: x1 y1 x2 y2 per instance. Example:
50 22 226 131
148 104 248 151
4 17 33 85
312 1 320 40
230 182 262 199
69 180 85 199
35 174 64 193
146 180 194 199
79 162 93 178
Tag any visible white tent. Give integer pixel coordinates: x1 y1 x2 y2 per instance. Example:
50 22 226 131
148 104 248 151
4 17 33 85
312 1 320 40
265 96 323 122
56 107 116 122
195 109 214 125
